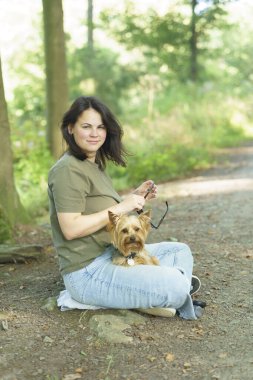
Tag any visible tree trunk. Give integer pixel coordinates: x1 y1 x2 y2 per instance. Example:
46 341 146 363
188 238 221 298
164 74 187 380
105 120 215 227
87 0 94 52
42 0 69 159
190 0 198 81
0 55 29 240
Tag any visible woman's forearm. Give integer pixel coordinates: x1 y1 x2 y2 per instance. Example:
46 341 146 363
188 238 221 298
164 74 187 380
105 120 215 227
58 209 113 240
57 193 145 240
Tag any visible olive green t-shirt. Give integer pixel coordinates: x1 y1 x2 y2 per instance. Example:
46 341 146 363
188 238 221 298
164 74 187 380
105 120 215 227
48 153 121 275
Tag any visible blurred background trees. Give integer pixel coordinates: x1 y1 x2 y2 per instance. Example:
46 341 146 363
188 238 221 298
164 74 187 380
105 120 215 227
0 56 29 241
0 0 252 241
42 0 69 159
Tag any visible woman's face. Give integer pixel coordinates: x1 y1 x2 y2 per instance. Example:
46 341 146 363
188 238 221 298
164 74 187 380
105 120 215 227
68 108 107 161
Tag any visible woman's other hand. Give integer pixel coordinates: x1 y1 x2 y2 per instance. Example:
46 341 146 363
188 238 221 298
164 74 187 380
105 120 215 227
133 180 157 200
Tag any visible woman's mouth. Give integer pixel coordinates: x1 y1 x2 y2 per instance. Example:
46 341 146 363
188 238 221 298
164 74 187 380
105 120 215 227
87 140 99 144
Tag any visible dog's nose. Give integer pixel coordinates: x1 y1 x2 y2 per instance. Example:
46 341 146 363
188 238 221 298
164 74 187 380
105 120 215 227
129 235 136 242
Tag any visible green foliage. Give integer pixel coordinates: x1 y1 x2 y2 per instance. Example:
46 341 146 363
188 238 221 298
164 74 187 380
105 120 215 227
108 81 250 191
67 45 139 114
108 142 212 191
100 0 231 82
4 17 52 218
0 207 12 243
100 4 189 81
128 143 211 184
13 141 53 217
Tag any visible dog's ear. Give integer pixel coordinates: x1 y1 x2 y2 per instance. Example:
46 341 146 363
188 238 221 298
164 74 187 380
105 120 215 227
142 209 151 218
138 209 151 227
108 210 120 226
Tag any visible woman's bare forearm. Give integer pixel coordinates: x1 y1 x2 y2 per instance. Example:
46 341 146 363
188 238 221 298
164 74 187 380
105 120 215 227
57 194 146 240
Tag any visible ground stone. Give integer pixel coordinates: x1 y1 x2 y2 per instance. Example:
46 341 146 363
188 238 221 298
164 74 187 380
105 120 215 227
88 309 147 344
41 296 57 311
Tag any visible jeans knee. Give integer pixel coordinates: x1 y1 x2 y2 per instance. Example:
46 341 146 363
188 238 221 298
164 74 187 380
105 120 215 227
167 271 189 309
178 242 192 255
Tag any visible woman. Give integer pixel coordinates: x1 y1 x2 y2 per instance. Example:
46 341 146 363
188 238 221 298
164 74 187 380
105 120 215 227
48 96 205 319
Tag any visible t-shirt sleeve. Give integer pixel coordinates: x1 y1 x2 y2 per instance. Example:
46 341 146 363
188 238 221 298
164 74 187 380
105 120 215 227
49 164 90 213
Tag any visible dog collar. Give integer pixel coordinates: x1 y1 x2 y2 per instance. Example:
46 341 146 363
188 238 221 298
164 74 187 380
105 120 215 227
127 252 137 259
127 252 136 266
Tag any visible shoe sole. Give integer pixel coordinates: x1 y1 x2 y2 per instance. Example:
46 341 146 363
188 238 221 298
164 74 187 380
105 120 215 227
137 307 176 317
190 275 201 295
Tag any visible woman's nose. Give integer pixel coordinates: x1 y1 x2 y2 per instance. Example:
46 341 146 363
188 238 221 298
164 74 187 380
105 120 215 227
90 127 98 136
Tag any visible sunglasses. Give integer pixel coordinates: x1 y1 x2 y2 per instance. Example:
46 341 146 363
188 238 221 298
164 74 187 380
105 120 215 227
137 184 169 229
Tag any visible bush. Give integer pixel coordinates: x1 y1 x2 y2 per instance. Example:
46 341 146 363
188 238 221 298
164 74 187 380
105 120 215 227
0 207 12 243
108 82 251 191
108 142 212 191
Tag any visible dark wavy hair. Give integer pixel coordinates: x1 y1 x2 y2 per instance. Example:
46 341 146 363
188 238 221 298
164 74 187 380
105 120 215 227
61 96 128 169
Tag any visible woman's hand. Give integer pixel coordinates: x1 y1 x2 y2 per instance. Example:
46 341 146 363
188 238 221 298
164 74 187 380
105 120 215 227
115 194 145 215
133 180 157 200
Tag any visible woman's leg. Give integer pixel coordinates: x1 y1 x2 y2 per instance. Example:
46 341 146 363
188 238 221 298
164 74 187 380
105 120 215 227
145 242 193 283
145 241 198 319
63 243 198 319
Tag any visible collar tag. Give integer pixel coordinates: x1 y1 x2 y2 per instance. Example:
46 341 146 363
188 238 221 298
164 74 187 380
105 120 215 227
127 258 135 266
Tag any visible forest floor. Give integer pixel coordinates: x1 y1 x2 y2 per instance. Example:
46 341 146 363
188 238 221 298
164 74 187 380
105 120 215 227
0 143 253 380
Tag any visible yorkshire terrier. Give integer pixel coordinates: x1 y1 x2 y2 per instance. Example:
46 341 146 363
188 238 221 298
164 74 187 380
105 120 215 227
107 210 159 266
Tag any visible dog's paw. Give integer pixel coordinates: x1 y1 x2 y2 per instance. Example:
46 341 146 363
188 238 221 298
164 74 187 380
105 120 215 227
151 256 160 265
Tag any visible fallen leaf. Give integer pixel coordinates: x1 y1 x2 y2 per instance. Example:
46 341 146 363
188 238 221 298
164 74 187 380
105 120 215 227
165 353 175 362
147 356 156 362
1 320 8 331
191 326 204 336
43 336 54 343
218 352 228 359
62 374 82 380
0 311 15 321
243 250 253 259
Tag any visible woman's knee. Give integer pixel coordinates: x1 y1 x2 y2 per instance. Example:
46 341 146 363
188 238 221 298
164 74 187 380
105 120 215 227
175 242 193 266
164 269 189 308
176 242 192 255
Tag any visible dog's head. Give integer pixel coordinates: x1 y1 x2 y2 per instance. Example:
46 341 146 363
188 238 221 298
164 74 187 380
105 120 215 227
107 210 151 256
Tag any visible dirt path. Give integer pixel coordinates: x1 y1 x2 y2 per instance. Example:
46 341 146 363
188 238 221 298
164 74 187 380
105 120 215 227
1 144 253 380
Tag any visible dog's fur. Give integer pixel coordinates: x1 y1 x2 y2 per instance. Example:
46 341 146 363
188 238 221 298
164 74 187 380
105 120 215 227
107 210 159 266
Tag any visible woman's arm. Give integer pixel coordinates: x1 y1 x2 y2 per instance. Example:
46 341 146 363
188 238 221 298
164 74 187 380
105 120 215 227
57 193 146 240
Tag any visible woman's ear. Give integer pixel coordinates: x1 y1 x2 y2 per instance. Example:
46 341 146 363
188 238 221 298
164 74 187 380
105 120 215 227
67 125 73 134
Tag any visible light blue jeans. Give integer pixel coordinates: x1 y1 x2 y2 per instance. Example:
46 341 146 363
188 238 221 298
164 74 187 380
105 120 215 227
63 242 198 320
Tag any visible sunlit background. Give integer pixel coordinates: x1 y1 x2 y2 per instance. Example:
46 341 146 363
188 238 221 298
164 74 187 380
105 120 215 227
0 0 253 222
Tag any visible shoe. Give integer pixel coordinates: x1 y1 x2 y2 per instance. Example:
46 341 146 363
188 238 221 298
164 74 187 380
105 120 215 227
137 307 176 317
193 300 207 308
190 275 201 295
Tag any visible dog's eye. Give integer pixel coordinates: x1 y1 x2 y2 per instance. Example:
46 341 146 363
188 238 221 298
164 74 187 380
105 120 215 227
134 227 140 232
122 228 128 233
